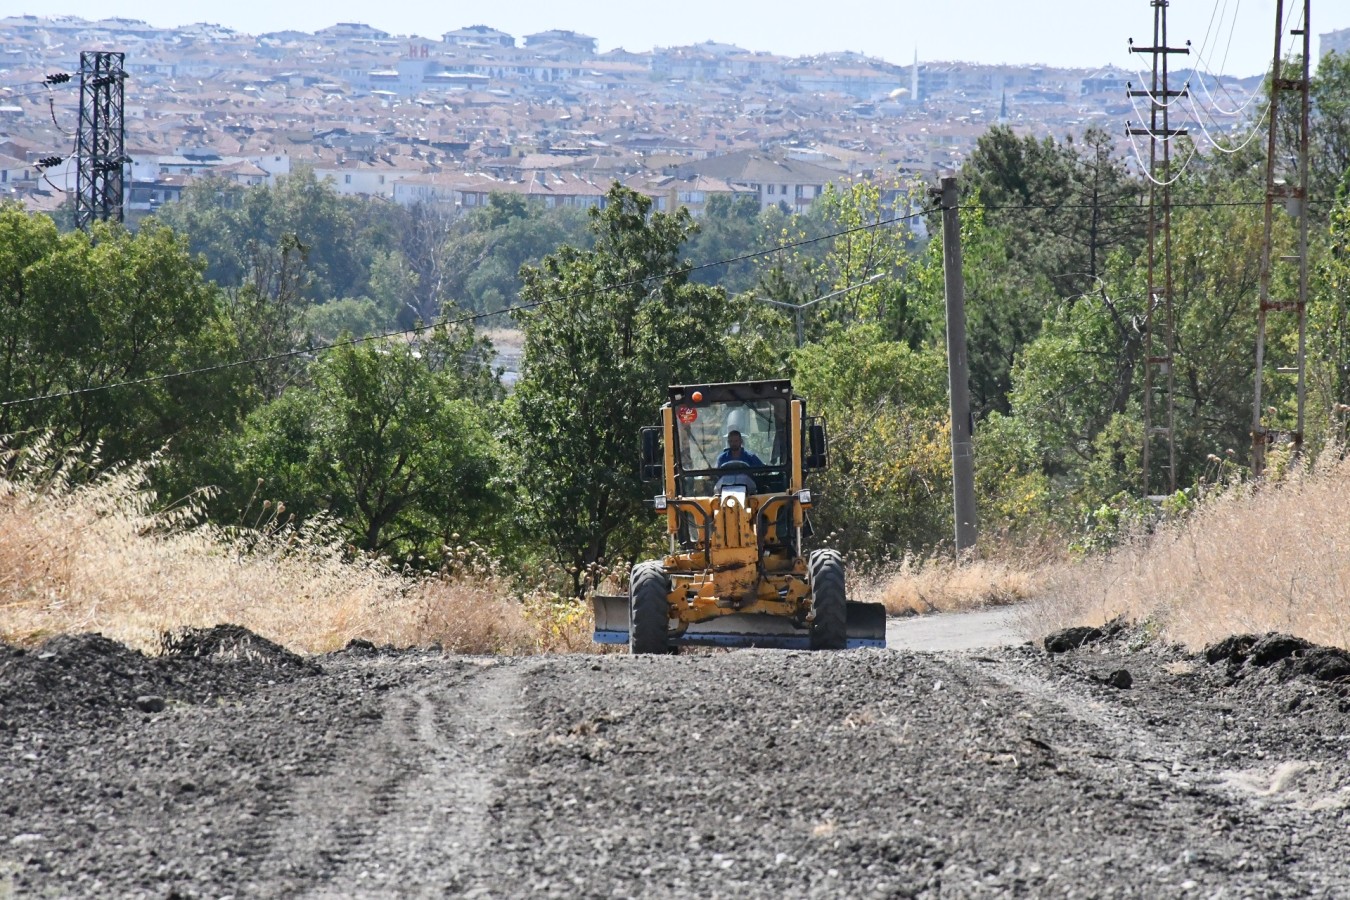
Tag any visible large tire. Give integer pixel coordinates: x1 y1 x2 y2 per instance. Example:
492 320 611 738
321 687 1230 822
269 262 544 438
808 549 847 650
629 561 672 655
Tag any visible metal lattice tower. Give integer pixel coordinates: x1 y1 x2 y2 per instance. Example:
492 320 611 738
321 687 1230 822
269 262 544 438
1251 0 1312 476
75 51 127 230
1128 1 1188 496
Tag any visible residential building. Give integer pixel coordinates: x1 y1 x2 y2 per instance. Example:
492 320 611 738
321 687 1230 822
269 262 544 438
442 25 514 49
678 150 844 212
1323 27 1350 59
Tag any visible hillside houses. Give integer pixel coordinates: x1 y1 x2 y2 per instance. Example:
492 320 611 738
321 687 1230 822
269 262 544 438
0 15 1266 219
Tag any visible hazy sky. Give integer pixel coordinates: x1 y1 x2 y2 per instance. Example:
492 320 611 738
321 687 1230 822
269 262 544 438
19 1 1349 78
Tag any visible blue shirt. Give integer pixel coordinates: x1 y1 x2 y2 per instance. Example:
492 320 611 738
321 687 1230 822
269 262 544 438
716 446 763 468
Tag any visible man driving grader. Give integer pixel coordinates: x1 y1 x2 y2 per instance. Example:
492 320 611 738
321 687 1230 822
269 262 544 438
592 378 887 653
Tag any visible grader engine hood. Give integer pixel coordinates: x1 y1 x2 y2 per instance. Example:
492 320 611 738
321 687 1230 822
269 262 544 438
712 486 754 549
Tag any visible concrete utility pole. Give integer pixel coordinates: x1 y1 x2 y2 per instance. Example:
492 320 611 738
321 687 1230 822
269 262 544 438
934 176 977 554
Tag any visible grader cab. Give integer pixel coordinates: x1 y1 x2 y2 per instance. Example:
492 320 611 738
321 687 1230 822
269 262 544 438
592 379 887 653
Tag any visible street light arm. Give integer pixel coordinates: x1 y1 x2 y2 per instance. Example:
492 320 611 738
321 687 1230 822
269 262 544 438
754 272 885 312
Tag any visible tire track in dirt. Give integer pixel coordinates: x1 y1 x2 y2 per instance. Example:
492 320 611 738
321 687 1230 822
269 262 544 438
308 659 530 897
239 658 528 898
963 648 1345 895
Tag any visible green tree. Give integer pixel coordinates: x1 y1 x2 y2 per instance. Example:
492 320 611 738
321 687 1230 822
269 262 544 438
440 195 593 317
684 193 775 295
902 204 1055 417
222 327 501 559
959 125 1145 301
0 206 242 466
1306 195 1350 451
1009 170 1275 508
224 233 315 401
791 323 951 557
1276 51 1350 211
155 168 373 303
923 126 1147 418
507 184 751 590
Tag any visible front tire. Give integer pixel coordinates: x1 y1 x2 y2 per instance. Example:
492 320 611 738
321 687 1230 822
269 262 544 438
629 562 671 655
808 549 847 650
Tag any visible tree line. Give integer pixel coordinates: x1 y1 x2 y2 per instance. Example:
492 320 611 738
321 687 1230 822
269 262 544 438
3 54 1349 592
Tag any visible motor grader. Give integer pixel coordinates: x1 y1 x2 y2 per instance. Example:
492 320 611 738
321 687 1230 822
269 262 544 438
592 379 887 653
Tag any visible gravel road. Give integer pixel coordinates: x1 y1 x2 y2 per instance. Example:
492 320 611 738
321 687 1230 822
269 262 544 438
2 622 1349 897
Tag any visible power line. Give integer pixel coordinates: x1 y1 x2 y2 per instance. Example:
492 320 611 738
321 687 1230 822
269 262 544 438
1193 0 1227 65
47 96 72 135
0 73 73 92
1189 0 1250 112
1190 49 1266 117
1184 90 1271 155
1125 131 1201 186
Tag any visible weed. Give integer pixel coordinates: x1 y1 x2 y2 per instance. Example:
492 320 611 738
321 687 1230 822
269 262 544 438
0 440 592 656
1030 449 1350 652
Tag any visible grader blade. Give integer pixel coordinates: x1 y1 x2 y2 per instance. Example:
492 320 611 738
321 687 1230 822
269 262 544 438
844 601 889 647
591 595 887 649
591 594 632 645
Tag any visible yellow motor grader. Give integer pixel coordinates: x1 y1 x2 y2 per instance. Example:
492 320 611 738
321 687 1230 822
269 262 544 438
592 379 887 653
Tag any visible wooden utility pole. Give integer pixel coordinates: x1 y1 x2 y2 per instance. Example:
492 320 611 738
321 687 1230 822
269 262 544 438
1128 0 1188 497
1251 0 1312 475
934 176 977 554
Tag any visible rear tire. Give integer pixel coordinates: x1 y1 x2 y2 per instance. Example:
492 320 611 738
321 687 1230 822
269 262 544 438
629 562 671 655
808 549 847 650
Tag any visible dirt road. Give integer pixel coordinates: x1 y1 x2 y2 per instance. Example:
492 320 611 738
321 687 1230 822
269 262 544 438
2 623 1349 897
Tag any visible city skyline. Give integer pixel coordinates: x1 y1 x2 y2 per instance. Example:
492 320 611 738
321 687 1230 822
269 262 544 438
15 1 1348 78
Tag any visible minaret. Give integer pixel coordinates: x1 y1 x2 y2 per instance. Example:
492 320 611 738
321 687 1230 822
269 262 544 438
911 47 919 103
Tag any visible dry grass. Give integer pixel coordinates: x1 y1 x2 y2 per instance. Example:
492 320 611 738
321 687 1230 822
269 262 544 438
853 550 1053 617
0 449 594 656
1028 454 1350 652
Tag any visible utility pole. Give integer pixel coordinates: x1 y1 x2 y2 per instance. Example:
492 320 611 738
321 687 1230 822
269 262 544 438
933 176 977 554
756 273 883 348
75 51 127 230
1251 0 1311 475
1128 1 1188 497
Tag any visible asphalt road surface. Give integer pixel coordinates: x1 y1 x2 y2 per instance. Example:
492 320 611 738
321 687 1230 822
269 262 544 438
2 621 1349 897
885 606 1024 652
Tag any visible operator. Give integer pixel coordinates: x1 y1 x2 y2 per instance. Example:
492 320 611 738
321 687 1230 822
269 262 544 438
716 429 763 468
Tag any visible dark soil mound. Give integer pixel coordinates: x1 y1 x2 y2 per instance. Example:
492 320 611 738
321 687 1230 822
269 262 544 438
160 623 314 670
0 633 172 725
1043 617 1130 654
0 625 318 731
323 637 408 658
1202 631 1350 685
1044 625 1103 653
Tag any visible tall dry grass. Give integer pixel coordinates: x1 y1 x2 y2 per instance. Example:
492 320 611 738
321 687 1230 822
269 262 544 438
853 550 1054 617
0 444 593 656
1028 454 1350 652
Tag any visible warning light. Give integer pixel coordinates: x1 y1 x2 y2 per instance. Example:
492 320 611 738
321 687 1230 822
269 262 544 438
692 391 703 402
